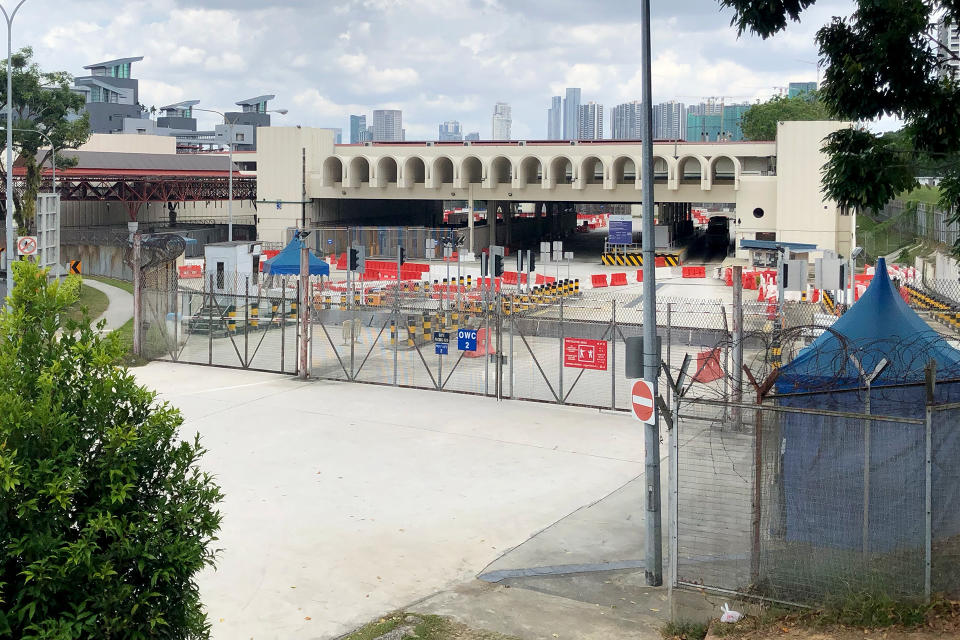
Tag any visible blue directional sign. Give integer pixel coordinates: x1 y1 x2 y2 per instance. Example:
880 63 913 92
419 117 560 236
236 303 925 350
608 214 634 245
435 342 449 355
457 329 478 352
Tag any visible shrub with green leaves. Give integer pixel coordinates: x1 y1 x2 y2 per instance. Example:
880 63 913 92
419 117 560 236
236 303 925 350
0 262 223 639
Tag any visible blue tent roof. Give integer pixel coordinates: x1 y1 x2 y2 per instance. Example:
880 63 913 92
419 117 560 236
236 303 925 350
776 257 960 393
262 236 329 276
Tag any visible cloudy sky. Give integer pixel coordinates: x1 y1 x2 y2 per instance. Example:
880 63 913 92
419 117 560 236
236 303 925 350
21 0 868 139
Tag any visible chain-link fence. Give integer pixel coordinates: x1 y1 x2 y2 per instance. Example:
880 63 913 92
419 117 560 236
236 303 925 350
671 387 960 606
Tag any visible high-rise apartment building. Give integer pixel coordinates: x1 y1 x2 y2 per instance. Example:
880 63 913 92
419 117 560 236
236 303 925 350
438 120 463 141
350 115 367 143
492 102 511 140
611 101 641 139
940 20 960 79
465 132 480 141
563 88 581 139
788 82 818 99
653 101 686 140
578 101 604 140
685 103 750 142
547 95 562 139
372 109 403 142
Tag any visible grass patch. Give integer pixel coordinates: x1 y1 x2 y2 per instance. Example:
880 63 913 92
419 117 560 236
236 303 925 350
66 281 109 324
900 186 941 207
341 611 518 640
661 619 709 640
85 275 133 294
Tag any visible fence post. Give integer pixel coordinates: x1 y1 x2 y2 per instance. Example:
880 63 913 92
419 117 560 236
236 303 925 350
207 274 213 366
299 244 309 380
924 361 935 602
509 295 515 399
244 276 250 368
732 266 744 425
280 276 286 373
558 295 564 404
132 232 142 357
611 299 617 410
751 396 763 585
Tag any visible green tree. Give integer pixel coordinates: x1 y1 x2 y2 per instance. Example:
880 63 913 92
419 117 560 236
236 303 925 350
719 0 960 257
0 262 223 639
740 93 835 141
0 47 90 233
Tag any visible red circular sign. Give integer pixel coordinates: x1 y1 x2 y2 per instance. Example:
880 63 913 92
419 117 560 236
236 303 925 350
17 236 36 256
631 379 655 423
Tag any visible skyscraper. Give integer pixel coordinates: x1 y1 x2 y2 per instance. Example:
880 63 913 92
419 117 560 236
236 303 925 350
465 132 480 141
547 95 562 139
939 19 960 79
611 101 641 139
492 102 511 140
788 81 818 99
372 109 403 142
577 101 604 140
438 120 463 141
349 114 366 143
653 101 686 140
563 87 581 139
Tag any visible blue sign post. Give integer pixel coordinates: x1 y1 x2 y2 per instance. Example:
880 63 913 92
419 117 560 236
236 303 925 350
457 329 478 352
608 215 634 245
435 343 449 355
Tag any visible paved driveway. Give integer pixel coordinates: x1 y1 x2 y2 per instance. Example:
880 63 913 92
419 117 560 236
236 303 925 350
135 363 646 639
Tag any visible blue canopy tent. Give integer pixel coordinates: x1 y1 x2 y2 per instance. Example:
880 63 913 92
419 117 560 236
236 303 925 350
773 258 960 559
262 236 330 276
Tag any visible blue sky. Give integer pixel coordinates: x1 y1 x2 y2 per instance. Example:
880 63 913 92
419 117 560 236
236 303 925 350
18 0 885 139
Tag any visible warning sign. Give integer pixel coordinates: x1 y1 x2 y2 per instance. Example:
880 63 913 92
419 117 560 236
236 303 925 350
563 337 608 371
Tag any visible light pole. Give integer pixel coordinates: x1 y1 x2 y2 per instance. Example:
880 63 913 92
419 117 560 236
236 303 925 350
0 125 55 192
1 0 27 300
194 106 287 242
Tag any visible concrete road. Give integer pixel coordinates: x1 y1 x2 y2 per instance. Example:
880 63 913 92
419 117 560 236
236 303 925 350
134 363 647 639
83 277 134 332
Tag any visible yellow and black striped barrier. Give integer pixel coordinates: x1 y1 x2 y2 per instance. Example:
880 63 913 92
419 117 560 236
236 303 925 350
904 285 960 331
601 252 680 266
249 304 259 328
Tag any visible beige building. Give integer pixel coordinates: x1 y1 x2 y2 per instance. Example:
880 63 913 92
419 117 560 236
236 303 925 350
255 120 853 259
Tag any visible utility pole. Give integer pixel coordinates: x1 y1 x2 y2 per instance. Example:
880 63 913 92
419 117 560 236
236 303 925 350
298 235 309 380
640 0 663 586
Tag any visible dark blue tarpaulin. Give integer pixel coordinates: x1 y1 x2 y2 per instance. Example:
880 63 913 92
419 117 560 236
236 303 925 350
774 258 960 554
262 236 329 276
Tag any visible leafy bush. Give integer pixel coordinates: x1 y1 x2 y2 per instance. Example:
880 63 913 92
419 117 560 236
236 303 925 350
0 262 223 639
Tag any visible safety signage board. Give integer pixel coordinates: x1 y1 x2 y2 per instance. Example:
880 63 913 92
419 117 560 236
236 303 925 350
434 331 450 344
608 215 633 245
563 337 608 370
69 260 82 275
457 329 477 351
435 342 449 355
631 379 656 424
16 236 37 256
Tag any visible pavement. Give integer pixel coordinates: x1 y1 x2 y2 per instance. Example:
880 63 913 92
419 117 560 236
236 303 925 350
133 362 652 640
83 277 134 332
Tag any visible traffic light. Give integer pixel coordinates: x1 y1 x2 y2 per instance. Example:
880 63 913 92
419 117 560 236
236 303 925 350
480 253 489 277
348 248 360 271
493 254 504 277
398 246 406 265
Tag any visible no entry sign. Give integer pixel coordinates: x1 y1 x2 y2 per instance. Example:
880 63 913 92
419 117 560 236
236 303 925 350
563 337 608 370
16 236 37 256
631 379 656 424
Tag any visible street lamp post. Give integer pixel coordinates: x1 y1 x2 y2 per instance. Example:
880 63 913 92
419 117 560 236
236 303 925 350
194 107 287 242
0 126 55 192
1 0 27 300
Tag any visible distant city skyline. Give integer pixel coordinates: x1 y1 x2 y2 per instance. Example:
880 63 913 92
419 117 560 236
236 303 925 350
491 102 511 140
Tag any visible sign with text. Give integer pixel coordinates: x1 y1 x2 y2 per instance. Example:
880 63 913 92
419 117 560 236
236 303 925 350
563 337 608 371
435 342 449 355
608 215 633 245
457 329 477 352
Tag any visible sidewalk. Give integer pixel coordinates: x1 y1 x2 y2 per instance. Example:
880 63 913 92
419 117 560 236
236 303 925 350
83 278 133 332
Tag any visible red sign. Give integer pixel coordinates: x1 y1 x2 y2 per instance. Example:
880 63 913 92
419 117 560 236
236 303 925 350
631 379 656 424
563 338 608 370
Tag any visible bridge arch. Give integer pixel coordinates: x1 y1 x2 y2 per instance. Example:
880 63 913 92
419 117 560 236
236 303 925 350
376 156 399 187
432 156 455 186
547 155 574 186
489 155 513 187
676 154 708 184
579 155 605 186
322 156 343 187
652 154 672 184
517 155 543 186
459 156 484 186
709 154 740 186
401 156 426 188
612 155 639 185
346 156 371 188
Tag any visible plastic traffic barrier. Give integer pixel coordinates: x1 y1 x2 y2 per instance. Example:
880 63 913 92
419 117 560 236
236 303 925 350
610 272 628 286
591 274 609 288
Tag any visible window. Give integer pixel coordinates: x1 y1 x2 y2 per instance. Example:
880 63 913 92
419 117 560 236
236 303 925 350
752 207 765 219
235 132 245 142
216 262 225 289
